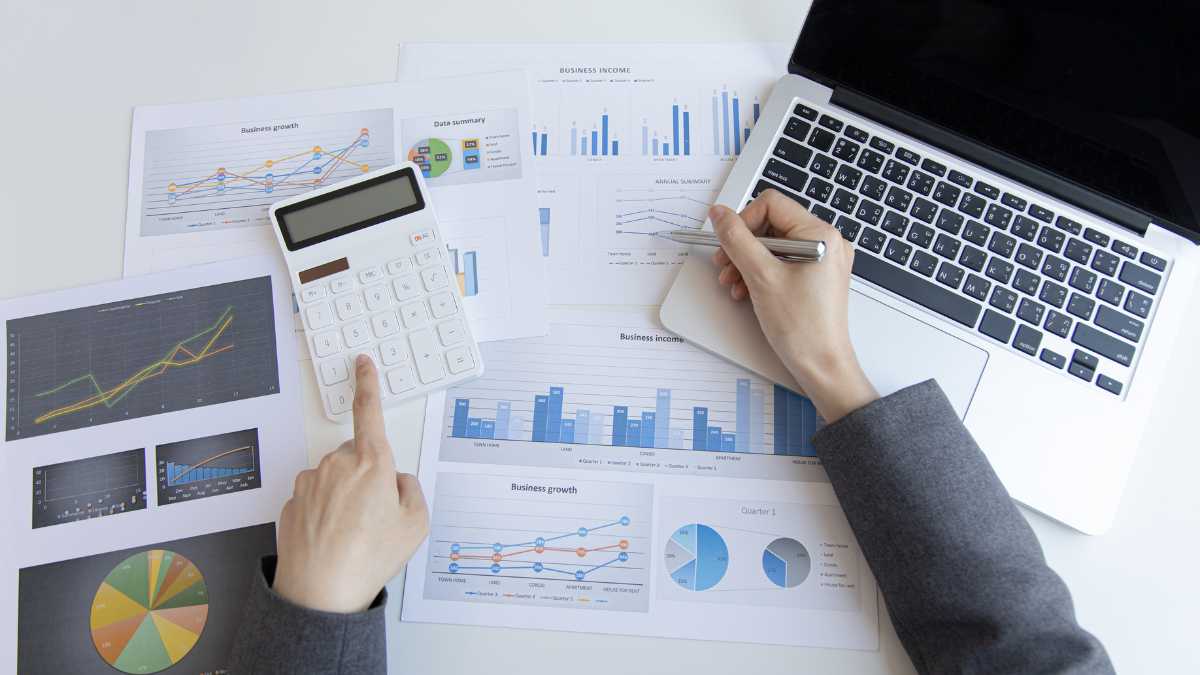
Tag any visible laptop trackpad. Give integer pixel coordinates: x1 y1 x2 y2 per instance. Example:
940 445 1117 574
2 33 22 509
848 289 988 419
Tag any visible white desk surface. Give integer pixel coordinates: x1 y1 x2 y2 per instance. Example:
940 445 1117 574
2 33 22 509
3 1 1198 672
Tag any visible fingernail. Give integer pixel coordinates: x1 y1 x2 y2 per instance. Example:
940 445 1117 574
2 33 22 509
708 205 727 223
356 353 370 369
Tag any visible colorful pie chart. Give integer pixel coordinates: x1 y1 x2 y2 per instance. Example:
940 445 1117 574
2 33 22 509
90 549 208 674
408 138 453 178
664 523 729 591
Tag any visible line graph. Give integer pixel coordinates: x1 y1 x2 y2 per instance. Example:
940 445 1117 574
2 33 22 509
424 473 652 612
140 108 395 236
6 277 279 441
156 428 261 505
31 449 147 529
595 177 717 273
613 191 710 237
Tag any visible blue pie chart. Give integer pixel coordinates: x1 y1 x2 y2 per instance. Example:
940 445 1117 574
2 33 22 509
664 523 728 591
762 537 811 588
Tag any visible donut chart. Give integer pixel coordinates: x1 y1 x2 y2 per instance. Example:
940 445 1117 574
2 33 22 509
762 537 811 588
90 549 208 674
664 523 728 591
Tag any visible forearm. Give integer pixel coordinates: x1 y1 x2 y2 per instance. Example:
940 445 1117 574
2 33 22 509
229 556 388 675
813 380 1112 674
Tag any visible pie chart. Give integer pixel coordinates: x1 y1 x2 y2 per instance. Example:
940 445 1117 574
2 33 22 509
664 523 729 591
408 138 453 178
90 549 208 674
762 537 811 588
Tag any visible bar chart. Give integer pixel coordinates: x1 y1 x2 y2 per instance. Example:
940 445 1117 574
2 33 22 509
569 110 621 157
446 245 480 297
710 87 761 157
155 428 262 505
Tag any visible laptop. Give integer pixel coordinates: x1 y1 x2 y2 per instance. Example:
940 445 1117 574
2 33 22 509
661 0 1200 534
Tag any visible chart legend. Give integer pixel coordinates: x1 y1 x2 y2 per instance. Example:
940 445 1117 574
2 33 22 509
155 428 261 505
31 449 147 529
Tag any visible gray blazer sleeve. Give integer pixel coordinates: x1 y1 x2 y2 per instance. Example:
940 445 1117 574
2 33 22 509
228 556 387 674
813 380 1113 674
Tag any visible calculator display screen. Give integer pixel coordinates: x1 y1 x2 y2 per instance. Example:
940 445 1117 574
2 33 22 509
276 168 424 250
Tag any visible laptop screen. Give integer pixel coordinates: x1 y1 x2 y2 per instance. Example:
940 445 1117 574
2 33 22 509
789 0 1199 236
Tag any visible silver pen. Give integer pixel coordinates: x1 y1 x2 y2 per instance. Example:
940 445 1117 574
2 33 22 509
656 229 826 262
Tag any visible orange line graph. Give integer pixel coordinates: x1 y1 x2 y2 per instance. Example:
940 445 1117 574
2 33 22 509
169 444 255 484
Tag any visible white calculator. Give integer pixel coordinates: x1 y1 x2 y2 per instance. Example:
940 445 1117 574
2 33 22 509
269 163 483 423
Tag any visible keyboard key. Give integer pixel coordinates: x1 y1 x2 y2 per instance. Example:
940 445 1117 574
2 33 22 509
896 147 920 165
774 136 815 167
437 319 467 346
409 329 447 384
855 200 884 226
1069 267 1098 293
1096 278 1125 306
1069 361 1094 382
818 114 843 132
935 209 965 235
364 284 391 311
342 321 370 348
399 301 431 329
379 338 409 365
330 276 354 295
857 227 886 253
319 357 351 385
334 294 364 320
1037 227 1066 254
984 203 1013 230
808 127 836 152
1041 255 1070 282
1055 215 1083 235
962 273 991 300
1015 243 1043 270
300 286 327 303
857 148 886 174
832 138 860 162
852 251 982 327
869 137 895 154
834 164 863 189
445 345 476 374
783 116 812 142
979 309 1016 343
859 174 887 200
921 158 947 176
1001 193 1028 211
885 186 913 212
906 171 935 196
1040 348 1066 369
880 211 909 237
763 158 809 191
1095 305 1144 342
1139 251 1167 271
1063 238 1093 265
830 188 859 214
429 292 459 319
1073 323 1134 366
935 262 965 289
393 275 421 301
845 125 870 143
884 239 913 265
754 179 808 206
931 181 962 208
1083 227 1110 247
911 198 938 223
1096 374 1123 395
794 103 818 120
833 216 862 242
420 266 449 291
962 220 990 246
326 384 354 415
386 258 414 275
809 153 837 179
974 181 1000 200
359 266 384 284
882 160 910 185
1017 297 1045 325
1013 269 1041 295
386 364 418 395
811 204 837 224
1111 240 1138 259
313 331 340 358
990 286 1018 313
1043 310 1072 337
986 258 1015 284
1028 204 1054 222
1039 280 1067 308
1072 349 1099 370
1011 215 1039 241
1124 290 1152 318
305 303 334 330
415 248 441 267
907 223 935 248
958 193 986 218
1118 261 1162 295
1066 293 1096 320
1013 324 1042 356
933 233 960 259
805 177 834 202
947 169 973 188
909 250 939 277
370 311 400 338
1091 250 1119 276
959 245 987 272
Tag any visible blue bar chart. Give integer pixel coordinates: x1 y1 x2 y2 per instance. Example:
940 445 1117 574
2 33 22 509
155 428 262 505
570 110 620 157
640 102 693 157
531 127 549 156
711 88 760 157
446 246 481 297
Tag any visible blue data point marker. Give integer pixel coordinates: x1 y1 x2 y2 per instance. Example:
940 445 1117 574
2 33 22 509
619 552 629 562
577 527 588 537
492 543 502 553
620 516 631 526
448 563 459 573
533 562 544 573
575 570 585 581
312 166 322 174
490 564 502 574
450 543 461 554
535 537 545 547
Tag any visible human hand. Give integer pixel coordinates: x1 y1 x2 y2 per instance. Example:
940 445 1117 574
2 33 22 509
273 355 429 613
710 190 878 422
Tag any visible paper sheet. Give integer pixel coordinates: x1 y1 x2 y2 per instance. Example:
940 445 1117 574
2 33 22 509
122 72 546 342
399 307 879 650
0 256 306 673
399 42 791 305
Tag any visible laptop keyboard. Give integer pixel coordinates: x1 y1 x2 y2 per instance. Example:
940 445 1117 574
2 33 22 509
746 102 1172 397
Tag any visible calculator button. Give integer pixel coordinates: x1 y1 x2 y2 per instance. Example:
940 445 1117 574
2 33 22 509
410 329 446 384
313 331 340 358
342 321 370 347
437 319 466 346
318 357 350 385
386 365 418 395
429 292 458 319
326 384 354 415
415 248 441 267
359 266 384 284
329 276 354 295
334 294 364 320
305 303 334 330
410 229 437 247
399 301 430 329
371 311 400 338
387 258 414 275
379 338 409 366
364 284 391 311
300 286 326 303
445 346 475 374
421 266 448 291
393 275 422 301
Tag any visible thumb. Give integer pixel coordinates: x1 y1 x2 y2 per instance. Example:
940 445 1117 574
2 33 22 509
709 205 777 285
